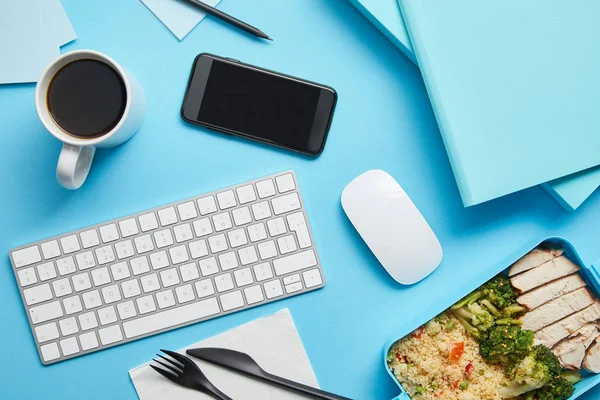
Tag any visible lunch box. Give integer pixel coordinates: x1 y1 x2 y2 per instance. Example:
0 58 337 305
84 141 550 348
383 237 600 400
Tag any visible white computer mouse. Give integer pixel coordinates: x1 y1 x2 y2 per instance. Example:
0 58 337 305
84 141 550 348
341 170 443 284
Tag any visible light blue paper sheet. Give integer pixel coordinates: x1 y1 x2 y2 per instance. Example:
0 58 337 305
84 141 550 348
47 0 77 47
139 0 221 41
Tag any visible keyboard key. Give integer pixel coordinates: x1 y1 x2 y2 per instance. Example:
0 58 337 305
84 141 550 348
253 262 273 281
59 317 79 336
136 295 156 315
141 273 160 293
154 229 174 248
78 312 98 331
79 332 99 351
60 337 80 356
248 223 267 242
12 246 42 268
37 262 57 281
195 279 215 298
208 234 228 253
98 306 117 325
256 179 276 198
197 196 218 215
95 245 115 265
30 301 63 324
150 250 169 270
115 240 134 259
264 280 284 299
258 241 277 260
56 256 77 275
75 251 96 270
63 295 83 315
285 282 303 294
227 228 248 247
99 224 119 243
169 245 190 264
99 325 123 345
41 343 60 362
18 267 37 287
157 289 176 309
275 173 296 193
180 262 200 282
189 239 208 259
117 300 137 320
232 206 252 226
41 240 61 259
123 298 220 339
303 268 323 288
267 217 287 236
72 272 92 292
134 234 154 254
138 212 159 232
220 291 244 311
273 249 317 276
35 322 59 343
277 235 298 255
199 258 219 276
283 274 301 285
238 246 258 266
53 278 73 297
60 235 81 254
244 285 264 304
174 223 193 243
217 190 237 209
177 201 198 221
118 218 139 237
213 212 233 232
176 284 195 303
80 229 100 249
111 262 131 281
215 273 234 292
91 267 111 286
271 193 301 215
193 218 213 237
24 283 53 306
102 284 122 304
82 290 102 309
130 256 150 275
236 185 256 204
121 278 141 298
251 202 272 220
160 268 180 287
158 207 178 226
234 268 253 287
218 252 238 271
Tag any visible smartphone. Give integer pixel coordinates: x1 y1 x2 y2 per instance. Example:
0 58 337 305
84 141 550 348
181 54 337 156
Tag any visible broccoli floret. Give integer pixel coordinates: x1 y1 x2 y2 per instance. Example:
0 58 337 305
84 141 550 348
495 317 523 326
451 290 485 310
479 325 534 365
499 345 562 398
482 275 517 309
524 377 575 400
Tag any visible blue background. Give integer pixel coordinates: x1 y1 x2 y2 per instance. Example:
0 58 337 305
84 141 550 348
1 0 600 399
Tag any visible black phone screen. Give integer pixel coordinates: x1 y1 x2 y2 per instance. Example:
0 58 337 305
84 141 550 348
182 55 336 155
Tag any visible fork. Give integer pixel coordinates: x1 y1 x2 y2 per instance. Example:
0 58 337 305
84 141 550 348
151 349 233 400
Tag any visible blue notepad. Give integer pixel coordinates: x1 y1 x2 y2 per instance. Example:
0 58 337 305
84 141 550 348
396 0 600 207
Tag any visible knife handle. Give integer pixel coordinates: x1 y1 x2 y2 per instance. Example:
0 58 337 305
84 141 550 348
262 372 352 400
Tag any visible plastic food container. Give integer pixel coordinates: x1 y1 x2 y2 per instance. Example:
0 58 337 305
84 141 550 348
383 237 600 400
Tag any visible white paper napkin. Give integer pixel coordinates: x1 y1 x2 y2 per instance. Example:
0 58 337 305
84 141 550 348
129 309 320 399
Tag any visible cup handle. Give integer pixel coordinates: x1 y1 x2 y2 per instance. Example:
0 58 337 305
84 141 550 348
56 144 96 190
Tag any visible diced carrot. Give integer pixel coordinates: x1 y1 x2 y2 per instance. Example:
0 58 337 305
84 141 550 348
449 342 464 362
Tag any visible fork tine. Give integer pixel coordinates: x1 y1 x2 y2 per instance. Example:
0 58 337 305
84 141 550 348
153 358 182 375
161 349 192 368
156 353 183 371
150 364 178 382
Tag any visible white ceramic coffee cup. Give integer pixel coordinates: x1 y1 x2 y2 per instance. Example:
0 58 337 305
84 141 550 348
35 50 145 190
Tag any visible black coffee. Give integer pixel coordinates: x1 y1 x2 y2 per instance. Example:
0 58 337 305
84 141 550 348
47 59 127 139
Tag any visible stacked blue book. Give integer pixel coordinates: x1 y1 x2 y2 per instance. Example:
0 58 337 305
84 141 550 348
348 0 600 210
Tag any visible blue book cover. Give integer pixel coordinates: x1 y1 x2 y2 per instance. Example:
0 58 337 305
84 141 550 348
396 0 600 207
349 0 600 210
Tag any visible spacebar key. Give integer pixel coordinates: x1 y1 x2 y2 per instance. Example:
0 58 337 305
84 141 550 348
123 298 220 339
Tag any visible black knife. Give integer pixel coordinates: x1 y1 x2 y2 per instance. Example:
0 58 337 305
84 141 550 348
186 347 352 400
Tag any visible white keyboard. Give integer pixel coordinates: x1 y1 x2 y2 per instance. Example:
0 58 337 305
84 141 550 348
9 171 325 365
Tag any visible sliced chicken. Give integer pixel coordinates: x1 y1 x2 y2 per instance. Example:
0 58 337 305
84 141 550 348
535 301 600 348
552 323 598 369
509 247 564 277
517 274 586 310
510 256 580 293
583 337 600 373
521 288 595 332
